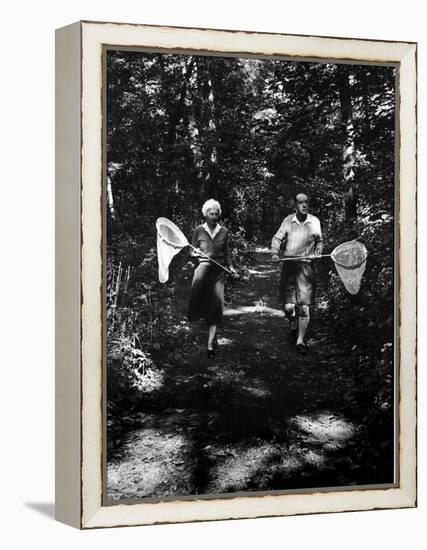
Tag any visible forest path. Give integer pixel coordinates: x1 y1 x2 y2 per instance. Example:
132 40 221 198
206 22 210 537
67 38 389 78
107 249 382 501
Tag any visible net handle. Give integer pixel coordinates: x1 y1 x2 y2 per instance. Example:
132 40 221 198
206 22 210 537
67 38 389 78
188 244 232 275
278 254 331 262
278 243 368 269
279 253 367 269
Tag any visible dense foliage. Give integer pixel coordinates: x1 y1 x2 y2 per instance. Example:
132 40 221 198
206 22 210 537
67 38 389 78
106 50 395 425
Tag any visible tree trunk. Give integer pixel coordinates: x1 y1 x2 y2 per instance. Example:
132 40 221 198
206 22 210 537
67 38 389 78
337 66 358 234
202 59 218 198
106 176 116 222
186 59 203 180
160 56 195 211
163 57 195 144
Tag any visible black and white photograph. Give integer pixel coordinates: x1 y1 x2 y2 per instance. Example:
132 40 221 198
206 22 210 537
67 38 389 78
105 48 397 502
2 0 423 543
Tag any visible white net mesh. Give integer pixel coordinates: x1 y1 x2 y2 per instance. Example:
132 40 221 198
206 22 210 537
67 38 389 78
156 218 189 283
331 240 368 295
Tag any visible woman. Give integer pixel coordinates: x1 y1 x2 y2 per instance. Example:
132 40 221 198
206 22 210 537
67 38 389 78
188 199 236 358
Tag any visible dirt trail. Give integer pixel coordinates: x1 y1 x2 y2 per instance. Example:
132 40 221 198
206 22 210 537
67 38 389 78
107 249 389 501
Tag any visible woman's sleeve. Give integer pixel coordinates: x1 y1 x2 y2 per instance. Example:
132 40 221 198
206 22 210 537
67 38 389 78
224 231 233 269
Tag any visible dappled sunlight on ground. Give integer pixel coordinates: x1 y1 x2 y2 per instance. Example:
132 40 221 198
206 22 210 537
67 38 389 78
217 337 234 346
247 267 277 277
206 443 277 493
280 445 326 473
207 368 246 384
108 249 392 500
203 413 357 493
224 305 284 317
108 428 193 500
241 383 271 398
290 413 356 450
200 366 272 398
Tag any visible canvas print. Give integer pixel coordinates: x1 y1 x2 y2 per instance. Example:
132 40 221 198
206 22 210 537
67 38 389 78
105 48 396 502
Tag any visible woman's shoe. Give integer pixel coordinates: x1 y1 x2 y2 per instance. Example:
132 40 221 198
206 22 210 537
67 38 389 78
207 349 215 359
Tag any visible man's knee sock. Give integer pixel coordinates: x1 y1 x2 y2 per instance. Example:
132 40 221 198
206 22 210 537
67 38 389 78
297 306 309 344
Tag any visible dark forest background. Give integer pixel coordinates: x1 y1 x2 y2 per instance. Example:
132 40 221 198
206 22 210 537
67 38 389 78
105 50 396 492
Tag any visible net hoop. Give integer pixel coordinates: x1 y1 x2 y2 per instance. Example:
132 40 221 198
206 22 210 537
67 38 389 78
330 240 368 269
330 240 368 295
156 217 189 249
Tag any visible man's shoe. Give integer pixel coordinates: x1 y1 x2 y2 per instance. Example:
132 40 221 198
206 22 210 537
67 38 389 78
207 349 215 359
296 343 308 355
289 328 297 343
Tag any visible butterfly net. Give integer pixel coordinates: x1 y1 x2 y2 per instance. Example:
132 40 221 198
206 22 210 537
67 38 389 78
156 217 190 283
330 240 368 295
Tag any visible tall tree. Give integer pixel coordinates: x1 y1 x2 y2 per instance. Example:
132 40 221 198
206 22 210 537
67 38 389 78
336 65 358 233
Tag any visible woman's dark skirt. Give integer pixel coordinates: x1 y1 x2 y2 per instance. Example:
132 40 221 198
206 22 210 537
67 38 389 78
188 262 225 325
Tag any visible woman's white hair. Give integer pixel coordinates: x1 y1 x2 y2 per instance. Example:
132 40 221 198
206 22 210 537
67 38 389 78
202 199 221 217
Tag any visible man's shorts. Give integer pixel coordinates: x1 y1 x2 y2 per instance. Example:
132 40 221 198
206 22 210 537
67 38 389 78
279 260 315 306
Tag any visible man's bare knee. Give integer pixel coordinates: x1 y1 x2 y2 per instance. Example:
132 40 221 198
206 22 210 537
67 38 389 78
297 305 310 319
284 303 295 317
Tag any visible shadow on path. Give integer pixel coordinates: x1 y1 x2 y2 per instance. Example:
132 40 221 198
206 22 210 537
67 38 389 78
107 250 393 500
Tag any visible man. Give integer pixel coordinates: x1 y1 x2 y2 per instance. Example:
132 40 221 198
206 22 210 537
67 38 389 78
271 193 323 354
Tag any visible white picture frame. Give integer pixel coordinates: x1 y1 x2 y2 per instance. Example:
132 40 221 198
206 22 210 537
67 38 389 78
55 20 417 529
